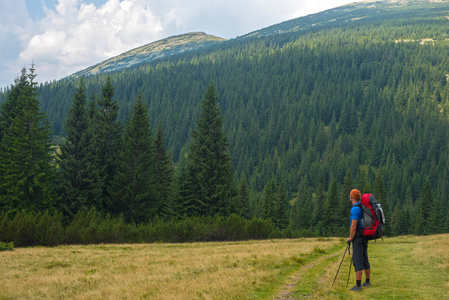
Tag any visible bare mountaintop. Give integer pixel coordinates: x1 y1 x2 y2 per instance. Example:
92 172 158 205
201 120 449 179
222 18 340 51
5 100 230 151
70 32 227 78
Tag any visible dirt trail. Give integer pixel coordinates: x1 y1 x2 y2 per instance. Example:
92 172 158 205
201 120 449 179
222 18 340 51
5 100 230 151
274 252 341 299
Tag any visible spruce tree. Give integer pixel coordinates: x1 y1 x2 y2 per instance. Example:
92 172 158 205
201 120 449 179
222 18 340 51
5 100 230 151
427 196 441 235
90 77 122 211
290 197 300 231
57 77 90 218
108 96 158 222
0 70 29 203
0 66 57 211
184 82 237 216
262 176 277 221
420 179 433 235
324 178 338 236
276 180 290 229
313 173 326 233
338 169 354 229
0 69 28 144
81 93 103 210
154 122 175 213
238 176 252 219
291 176 312 230
414 202 426 235
167 152 198 218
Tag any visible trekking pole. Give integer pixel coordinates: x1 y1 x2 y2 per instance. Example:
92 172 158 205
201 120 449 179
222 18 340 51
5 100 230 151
347 253 353 288
332 242 350 287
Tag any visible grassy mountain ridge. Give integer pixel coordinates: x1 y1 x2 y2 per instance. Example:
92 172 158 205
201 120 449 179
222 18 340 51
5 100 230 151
238 0 449 40
70 32 226 77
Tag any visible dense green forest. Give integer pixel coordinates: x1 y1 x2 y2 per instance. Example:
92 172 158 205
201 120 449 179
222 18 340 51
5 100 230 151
1 0 449 245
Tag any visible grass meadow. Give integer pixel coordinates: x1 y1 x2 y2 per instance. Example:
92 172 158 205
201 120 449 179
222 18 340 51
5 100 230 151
0 234 448 299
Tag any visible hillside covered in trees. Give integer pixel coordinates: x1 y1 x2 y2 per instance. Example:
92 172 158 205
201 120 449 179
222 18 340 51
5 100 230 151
1 0 449 244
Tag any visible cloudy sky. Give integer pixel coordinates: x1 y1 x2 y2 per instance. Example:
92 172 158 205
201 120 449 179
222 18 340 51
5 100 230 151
0 0 363 88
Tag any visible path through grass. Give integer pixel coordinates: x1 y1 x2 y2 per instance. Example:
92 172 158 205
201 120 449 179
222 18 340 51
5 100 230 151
275 234 449 299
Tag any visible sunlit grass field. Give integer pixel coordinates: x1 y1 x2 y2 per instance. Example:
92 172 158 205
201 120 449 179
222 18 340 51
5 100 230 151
1 234 448 299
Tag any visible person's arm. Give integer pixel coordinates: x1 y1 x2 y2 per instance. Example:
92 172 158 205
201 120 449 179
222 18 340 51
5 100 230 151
347 219 358 243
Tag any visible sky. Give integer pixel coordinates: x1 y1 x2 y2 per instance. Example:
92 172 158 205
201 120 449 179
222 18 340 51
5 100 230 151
0 0 364 88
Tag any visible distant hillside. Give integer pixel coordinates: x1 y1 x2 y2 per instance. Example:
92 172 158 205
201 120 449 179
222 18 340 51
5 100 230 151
70 32 227 77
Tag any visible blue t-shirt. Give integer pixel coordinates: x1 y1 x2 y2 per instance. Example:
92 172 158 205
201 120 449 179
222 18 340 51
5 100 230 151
350 202 363 229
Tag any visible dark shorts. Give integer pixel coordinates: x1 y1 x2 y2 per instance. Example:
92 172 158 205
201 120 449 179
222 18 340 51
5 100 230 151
352 237 370 272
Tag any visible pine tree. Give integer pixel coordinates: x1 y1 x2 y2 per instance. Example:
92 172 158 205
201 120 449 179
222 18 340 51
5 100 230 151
90 77 122 211
0 66 57 211
57 77 90 218
184 82 237 216
154 122 175 214
108 96 159 223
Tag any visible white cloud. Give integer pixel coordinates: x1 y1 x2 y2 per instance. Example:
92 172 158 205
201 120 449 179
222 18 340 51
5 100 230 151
17 0 164 83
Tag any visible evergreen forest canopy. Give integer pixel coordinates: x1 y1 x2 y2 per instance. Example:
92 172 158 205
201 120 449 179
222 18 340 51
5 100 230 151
1 0 449 245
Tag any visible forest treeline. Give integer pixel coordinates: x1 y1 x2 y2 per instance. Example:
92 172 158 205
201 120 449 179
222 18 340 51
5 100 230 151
1 1 449 245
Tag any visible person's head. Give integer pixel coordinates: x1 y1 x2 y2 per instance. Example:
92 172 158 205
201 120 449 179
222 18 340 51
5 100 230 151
350 189 361 204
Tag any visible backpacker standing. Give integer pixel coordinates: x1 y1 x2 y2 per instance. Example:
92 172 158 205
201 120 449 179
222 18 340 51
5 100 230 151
347 189 371 292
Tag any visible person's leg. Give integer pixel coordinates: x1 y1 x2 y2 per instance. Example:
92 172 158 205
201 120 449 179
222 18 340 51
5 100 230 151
356 270 363 281
350 238 364 291
362 240 371 286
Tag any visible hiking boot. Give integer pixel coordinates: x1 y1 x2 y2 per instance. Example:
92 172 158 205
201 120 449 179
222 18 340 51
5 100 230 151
349 285 362 292
362 281 371 287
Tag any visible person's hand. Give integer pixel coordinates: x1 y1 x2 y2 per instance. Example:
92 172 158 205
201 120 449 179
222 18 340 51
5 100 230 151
347 238 352 244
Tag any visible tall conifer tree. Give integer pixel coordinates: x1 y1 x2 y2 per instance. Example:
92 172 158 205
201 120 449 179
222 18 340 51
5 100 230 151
338 169 354 229
262 176 277 220
90 77 122 211
276 180 290 229
184 82 237 217
81 93 104 210
108 96 158 222
57 77 90 218
167 152 198 218
154 122 175 214
0 66 57 211
238 176 252 219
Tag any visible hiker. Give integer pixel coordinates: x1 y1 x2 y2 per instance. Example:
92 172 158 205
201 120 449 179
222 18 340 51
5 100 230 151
347 189 371 292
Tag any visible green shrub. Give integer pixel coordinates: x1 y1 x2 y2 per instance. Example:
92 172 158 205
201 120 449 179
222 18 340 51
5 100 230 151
0 241 14 251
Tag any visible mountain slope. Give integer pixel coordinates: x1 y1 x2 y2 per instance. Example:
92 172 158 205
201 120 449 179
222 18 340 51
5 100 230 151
70 32 226 77
26 0 449 226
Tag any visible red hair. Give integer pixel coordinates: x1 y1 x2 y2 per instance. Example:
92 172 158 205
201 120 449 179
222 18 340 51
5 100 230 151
350 189 361 200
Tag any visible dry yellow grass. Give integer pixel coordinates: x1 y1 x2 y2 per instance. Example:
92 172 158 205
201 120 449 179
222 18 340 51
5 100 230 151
0 238 340 299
